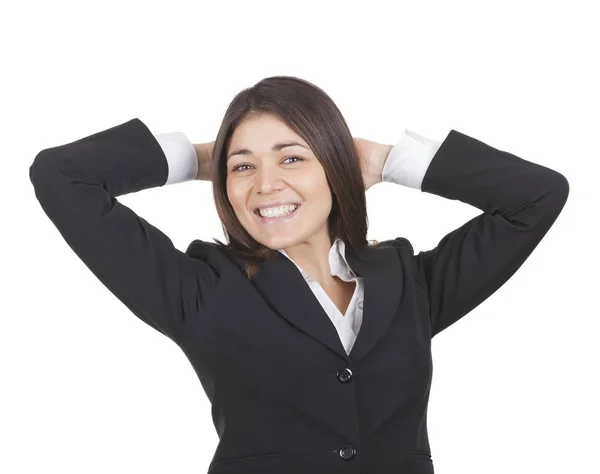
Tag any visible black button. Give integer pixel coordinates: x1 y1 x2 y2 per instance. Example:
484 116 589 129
336 368 353 383
339 445 357 460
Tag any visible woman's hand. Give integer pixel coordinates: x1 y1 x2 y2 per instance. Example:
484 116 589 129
353 138 393 190
193 141 214 181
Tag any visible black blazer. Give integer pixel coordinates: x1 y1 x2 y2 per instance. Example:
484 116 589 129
29 118 569 474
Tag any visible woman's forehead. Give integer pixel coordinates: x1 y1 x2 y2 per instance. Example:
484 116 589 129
228 118 310 159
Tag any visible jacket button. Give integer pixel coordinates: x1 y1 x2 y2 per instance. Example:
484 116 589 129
358 300 363 310
336 368 353 383
339 445 357 460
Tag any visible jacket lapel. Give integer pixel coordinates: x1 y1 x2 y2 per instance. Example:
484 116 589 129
250 244 403 363
345 244 403 362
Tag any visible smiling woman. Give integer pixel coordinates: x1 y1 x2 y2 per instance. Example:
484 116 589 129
29 73 569 474
206 76 373 280
224 112 340 272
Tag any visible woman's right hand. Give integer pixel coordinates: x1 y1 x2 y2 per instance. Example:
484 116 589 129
193 141 214 181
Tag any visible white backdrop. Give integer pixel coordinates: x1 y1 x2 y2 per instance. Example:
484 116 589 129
3 0 597 473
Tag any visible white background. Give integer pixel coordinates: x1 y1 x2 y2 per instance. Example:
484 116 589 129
3 0 597 473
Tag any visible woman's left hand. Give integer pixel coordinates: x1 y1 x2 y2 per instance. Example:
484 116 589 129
353 137 393 191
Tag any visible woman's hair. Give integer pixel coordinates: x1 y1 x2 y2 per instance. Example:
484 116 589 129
210 75 377 279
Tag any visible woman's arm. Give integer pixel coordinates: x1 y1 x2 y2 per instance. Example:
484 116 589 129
381 129 569 338
29 118 221 343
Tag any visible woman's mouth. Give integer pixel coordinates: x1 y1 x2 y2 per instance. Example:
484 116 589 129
254 204 301 224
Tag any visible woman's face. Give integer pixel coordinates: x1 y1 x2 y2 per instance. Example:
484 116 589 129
226 113 333 251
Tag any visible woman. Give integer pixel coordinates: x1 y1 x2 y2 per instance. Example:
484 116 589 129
29 76 569 474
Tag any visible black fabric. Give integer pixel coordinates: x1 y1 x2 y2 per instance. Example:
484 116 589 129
30 118 569 474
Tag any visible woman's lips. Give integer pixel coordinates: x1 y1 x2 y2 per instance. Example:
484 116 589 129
254 204 301 224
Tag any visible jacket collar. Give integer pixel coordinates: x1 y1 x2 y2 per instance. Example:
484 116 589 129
276 237 359 283
250 240 403 363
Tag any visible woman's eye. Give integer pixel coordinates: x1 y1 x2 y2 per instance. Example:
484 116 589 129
284 155 303 164
231 156 303 172
231 163 251 172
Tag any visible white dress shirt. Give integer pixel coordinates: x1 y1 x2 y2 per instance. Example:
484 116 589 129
154 129 442 355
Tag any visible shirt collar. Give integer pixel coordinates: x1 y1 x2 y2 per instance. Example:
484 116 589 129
277 237 358 282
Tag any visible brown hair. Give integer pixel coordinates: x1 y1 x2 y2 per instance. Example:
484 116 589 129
209 75 377 279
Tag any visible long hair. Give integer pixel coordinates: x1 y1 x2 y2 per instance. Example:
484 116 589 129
210 75 376 279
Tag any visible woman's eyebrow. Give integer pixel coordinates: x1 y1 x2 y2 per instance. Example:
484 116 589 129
227 142 308 161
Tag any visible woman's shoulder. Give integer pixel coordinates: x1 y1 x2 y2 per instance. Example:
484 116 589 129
372 237 414 252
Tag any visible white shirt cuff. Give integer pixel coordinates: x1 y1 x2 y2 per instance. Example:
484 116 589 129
381 129 442 189
154 132 198 185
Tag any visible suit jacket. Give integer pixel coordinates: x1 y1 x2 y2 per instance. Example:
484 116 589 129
29 118 569 474
152 127 443 358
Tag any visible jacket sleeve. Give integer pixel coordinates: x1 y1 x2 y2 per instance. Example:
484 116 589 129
29 117 220 343
388 130 569 338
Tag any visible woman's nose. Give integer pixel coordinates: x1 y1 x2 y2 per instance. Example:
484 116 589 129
255 165 283 191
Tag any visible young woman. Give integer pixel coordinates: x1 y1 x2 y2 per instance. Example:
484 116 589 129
29 75 569 474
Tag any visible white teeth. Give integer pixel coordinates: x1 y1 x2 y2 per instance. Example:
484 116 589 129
258 204 298 218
